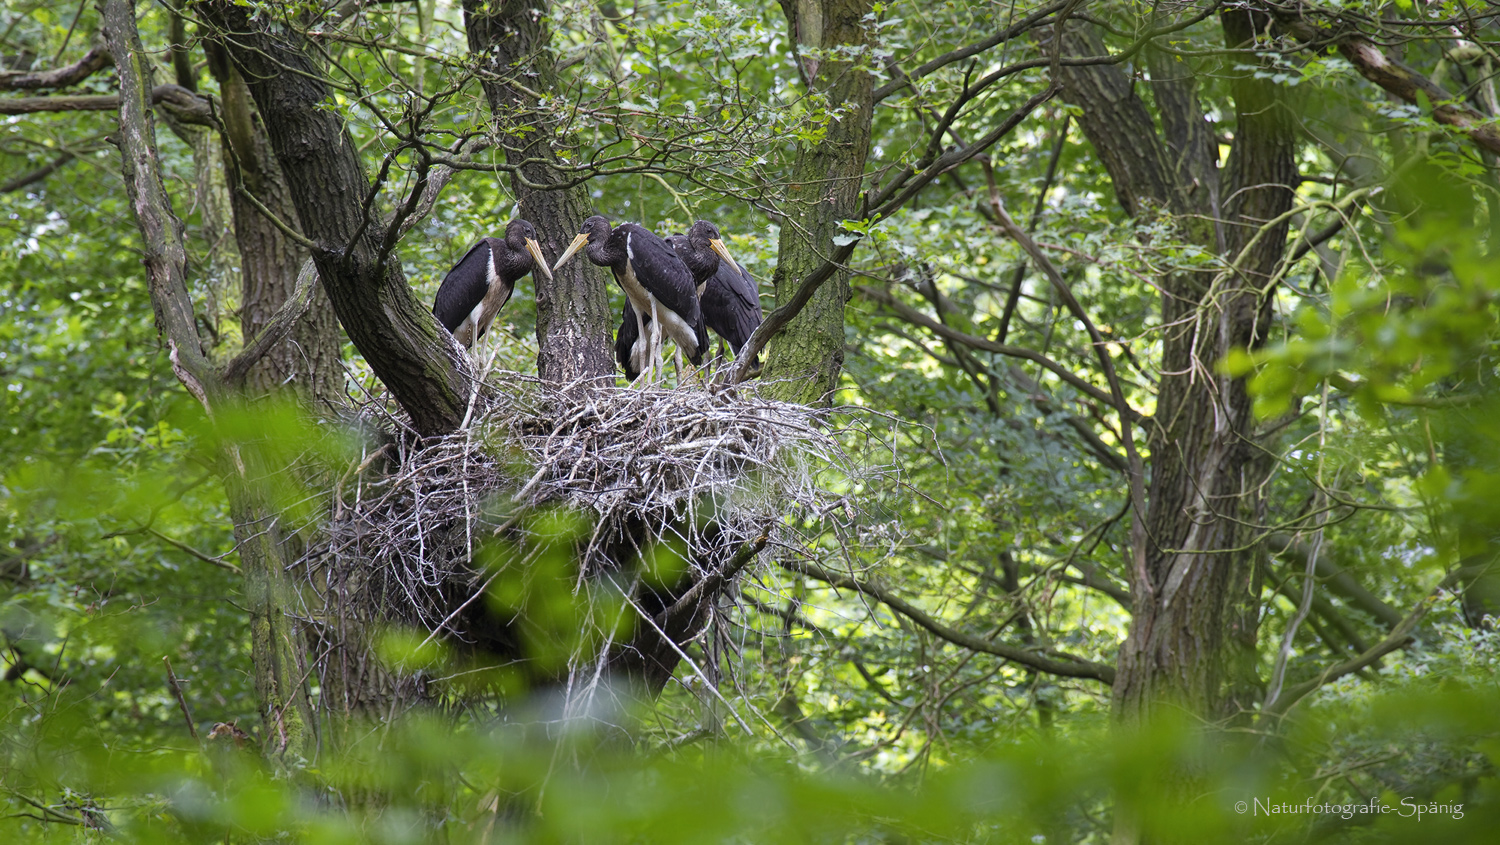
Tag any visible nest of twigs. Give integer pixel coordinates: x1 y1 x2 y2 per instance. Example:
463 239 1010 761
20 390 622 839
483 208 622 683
301 371 875 694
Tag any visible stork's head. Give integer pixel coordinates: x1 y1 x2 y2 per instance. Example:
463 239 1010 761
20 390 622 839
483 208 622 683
553 215 612 271
505 218 552 281
688 219 736 268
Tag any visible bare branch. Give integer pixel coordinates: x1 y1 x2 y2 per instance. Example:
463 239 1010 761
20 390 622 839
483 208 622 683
0 45 112 90
1272 3 1500 156
1067 559 1134 609
857 284 1135 417
868 84 1059 219
988 195 1152 593
222 260 319 389
1263 593 1431 718
232 183 316 250
393 138 492 241
725 240 861 386
657 535 769 631
1269 533 1403 629
163 657 200 739
0 83 214 124
0 151 77 192
101 0 213 384
874 1 1071 102
778 558 1116 684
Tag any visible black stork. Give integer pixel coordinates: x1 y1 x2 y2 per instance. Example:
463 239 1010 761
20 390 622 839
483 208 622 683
432 218 552 350
672 222 762 372
615 223 763 381
553 216 708 383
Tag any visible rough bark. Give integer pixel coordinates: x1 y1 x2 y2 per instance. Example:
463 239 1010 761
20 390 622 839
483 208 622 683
206 48 343 404
1213 11 1298 716
759 0 877 405
463 0 613 385
1055 25 1184 219
222 441 319 762
1144 42 1219 223
100 0 315 765
1056 13 1297 733
203 1 471 436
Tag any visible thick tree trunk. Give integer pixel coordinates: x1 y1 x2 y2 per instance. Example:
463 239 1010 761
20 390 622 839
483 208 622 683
1053 16 1297 844
199 44 371 741
206 50 343 405
203 2 471 437
463 0 613 384
1215 7 1298 716
760 0 876 405
102 0 316 764
1055 14 1296 730
222 441 319 762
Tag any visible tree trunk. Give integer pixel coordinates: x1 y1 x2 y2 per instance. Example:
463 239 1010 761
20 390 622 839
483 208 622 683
222 439 319 762
101 0 316 765
760 0 877 405
1053 16 1297 843
463 0 614 384
203 1 471 437
206 48 343 405
1055 13 1296 728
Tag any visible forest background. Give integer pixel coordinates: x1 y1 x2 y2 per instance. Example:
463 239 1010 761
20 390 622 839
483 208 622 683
4 0 1500 842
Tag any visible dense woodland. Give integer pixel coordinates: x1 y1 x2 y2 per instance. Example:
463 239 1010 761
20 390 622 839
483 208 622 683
4 0 1500 841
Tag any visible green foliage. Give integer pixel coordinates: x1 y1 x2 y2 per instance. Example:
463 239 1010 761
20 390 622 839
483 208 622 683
6 0 1500 841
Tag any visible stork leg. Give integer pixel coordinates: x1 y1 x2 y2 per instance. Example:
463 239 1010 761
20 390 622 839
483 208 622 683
648 296 664 386
632 305 651 384
475 313 497 373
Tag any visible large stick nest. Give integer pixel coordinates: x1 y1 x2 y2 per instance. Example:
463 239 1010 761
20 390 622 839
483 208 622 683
303 373 882 677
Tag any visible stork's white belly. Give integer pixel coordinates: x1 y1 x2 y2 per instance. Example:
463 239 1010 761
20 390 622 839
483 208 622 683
619 260 698 357
651 294 699 357
464 297 487 336
618 259 652 316
461 249 511 348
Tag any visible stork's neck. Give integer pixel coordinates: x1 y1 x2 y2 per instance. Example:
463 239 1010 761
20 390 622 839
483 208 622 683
589 227 627 268
496 242 533 284
680 240 718 286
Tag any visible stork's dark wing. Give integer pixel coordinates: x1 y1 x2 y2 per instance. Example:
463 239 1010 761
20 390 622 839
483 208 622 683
432 239 496 332
614 301 641 381
619 224 701 323
702 261 763 353
725 262 761 315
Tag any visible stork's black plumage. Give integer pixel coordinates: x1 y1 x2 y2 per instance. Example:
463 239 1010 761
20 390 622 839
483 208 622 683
671 221 731 292
615 227 763 380
554 216 709 380
614 301 651 382
432 218 551 348
666 225 762 365
701 261 763 364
